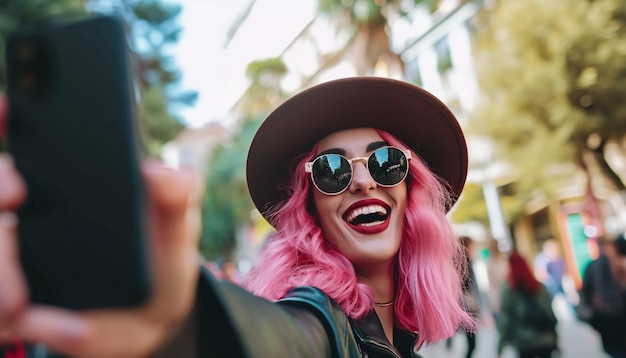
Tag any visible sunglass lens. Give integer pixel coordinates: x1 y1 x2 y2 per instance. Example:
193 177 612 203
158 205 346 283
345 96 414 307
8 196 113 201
369 147 408 186
311 154 352 194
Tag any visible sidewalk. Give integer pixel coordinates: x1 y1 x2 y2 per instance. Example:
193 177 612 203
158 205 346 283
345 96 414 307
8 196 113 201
418 296 609 358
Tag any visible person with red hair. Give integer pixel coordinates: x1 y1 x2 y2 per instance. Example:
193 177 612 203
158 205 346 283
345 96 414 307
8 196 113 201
497 251 559 358
0 332 25 358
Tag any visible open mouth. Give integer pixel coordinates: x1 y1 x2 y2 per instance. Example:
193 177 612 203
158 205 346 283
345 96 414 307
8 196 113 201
344 204 389 227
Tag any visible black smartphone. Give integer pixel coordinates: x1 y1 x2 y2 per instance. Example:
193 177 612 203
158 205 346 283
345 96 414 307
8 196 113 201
5 14 151 309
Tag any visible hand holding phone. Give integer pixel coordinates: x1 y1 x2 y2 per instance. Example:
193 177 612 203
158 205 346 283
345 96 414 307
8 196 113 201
0 151 202 357
6 15 150 310
0 15 203 356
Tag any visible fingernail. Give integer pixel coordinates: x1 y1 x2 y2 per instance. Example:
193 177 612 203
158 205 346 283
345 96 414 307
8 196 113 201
0 212 21 322
0 211 17 227
142 159 168 174
0 154 12 170
58 316 90 337
0 156 15 202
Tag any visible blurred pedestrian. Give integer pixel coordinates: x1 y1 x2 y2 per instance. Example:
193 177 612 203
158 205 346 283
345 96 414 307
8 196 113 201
614 234 626 286
534 239 567 299
497 251 559 358
445 235 483 356
579 235 626 358
221 260 243 285
0 333 25 358
459 236 484 358
485 237 509 325
615 234 626 353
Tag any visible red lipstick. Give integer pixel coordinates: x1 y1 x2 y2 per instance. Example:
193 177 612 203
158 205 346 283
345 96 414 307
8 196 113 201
343 199 391 234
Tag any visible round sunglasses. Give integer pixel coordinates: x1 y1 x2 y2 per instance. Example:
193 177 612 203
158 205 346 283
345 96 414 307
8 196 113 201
304 146 412 195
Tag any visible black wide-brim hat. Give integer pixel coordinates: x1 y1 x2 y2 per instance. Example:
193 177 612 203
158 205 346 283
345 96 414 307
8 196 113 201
246 77 468 224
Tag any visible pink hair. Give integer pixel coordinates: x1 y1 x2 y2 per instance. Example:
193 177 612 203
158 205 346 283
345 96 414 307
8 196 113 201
246 129 474 348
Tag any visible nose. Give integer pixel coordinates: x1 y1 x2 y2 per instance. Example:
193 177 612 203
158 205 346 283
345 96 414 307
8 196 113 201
348 160 376 194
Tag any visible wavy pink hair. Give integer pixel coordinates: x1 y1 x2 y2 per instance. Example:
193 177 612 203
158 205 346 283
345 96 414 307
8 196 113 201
246 130 474 348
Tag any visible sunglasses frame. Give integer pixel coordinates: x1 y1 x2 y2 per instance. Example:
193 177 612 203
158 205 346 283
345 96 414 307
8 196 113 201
304 146 412 195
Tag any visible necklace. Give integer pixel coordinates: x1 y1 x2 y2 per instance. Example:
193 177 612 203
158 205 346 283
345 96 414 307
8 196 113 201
374 298 395 307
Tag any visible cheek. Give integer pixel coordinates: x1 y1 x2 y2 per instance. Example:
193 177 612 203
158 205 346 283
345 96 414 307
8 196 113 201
312 191 342 230
390 186 408 236
394 183 408 212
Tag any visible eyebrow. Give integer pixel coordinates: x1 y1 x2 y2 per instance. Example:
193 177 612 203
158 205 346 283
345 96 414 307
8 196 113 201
317 141 388 156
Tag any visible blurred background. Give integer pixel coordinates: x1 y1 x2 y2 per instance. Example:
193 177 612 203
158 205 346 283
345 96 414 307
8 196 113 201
1 0 625 357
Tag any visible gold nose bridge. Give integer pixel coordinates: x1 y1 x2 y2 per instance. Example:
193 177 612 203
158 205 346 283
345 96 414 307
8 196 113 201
348 156 369 167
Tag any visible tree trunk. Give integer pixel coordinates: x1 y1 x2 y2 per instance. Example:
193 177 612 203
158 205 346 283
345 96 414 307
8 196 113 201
578 152 606 237
352 22 404 76
592 139 626 191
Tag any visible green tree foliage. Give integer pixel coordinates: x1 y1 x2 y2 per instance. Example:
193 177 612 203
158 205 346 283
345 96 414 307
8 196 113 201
318 0 444 19
565 2 626 188
0 1 87 151
200 117 263 260
451 183 490 225
238 57 287 117
88 0 196 155
0 0 194 155
469 0 626 214
200 58 287 260
0 0 86 93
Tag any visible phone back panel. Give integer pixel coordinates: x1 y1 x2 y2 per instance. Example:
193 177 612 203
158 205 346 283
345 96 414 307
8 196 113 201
6 15 151 309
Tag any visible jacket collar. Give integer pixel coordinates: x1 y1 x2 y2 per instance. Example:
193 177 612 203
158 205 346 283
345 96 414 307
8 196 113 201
351 310 418 357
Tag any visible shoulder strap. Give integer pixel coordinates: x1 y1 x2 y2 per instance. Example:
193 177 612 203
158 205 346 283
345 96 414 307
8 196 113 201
278 287 361 358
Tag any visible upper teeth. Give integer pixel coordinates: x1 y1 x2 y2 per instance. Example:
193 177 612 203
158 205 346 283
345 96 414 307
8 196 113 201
345 205 388 223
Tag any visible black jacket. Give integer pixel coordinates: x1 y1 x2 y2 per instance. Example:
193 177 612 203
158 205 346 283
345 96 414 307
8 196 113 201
38 266 421 358
156 266 421 358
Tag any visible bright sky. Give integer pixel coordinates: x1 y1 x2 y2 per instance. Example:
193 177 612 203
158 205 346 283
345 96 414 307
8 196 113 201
172 0 317 128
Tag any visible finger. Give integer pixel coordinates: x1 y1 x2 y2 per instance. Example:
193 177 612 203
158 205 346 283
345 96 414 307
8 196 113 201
0 212 27 325
0 155 28 324
46 162 205 358
179 164 204 245
14 163 204 358
0 155 26 210
17 307 163 358
142 161 201 322
12 307 91 356
143 160 195 228
76 309 169 358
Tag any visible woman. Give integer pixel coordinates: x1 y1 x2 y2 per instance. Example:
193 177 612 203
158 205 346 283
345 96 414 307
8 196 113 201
0 77 473 357
497 251 559 358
